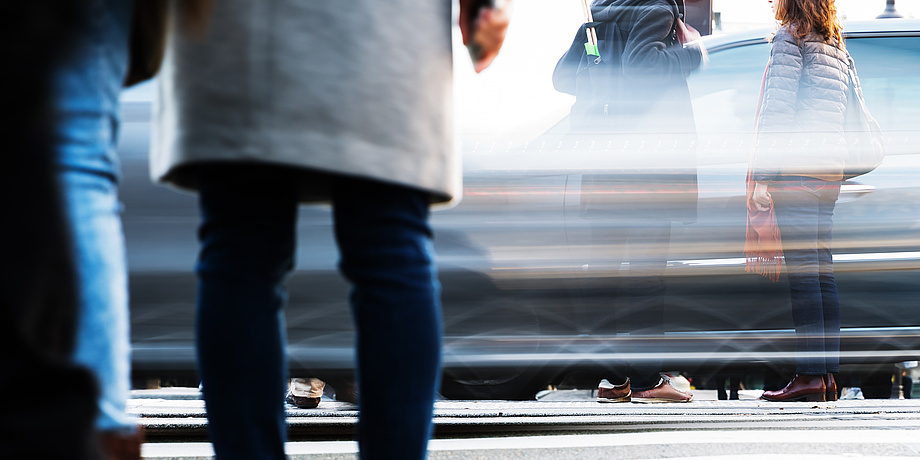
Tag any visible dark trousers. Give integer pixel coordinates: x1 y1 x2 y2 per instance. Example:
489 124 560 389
772 176 841 375
590 221 671 391
195 164 442 460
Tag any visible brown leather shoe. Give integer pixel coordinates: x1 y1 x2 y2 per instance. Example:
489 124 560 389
596 378 631 403
825 373 838 402
631 378 693 403
98 426 144 460
761 374 826 402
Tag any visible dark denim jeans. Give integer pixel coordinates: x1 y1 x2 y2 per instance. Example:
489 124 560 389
195 164 442 460
772 176 841 376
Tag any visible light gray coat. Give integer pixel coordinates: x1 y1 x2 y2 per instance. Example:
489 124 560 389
753 25 849 182
151 0 457 203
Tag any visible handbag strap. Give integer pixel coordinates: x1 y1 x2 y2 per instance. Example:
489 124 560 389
582 0 600 57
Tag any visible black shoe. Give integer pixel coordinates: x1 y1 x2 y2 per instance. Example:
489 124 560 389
286 390 320 409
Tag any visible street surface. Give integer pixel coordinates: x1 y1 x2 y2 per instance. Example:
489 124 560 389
133 388 920 459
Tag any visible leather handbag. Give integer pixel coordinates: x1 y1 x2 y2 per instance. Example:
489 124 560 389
842 53 885 179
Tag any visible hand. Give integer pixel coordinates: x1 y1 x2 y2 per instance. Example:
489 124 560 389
459 0 511 73
675 19 700 45
751 182 773 212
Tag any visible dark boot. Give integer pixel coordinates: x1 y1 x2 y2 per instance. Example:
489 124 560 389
761 374 826 402
824 373 838 402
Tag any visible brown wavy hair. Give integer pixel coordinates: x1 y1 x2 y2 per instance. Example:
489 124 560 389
774 0 843 44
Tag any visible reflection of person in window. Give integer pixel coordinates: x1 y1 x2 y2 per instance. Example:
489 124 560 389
564 0 705 404
753 0 848 403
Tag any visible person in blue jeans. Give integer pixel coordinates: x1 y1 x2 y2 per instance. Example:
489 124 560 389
752 0 847 403
151 1 510 458
52 0 143 456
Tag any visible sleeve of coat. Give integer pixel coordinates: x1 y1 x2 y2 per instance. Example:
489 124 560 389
752 28 803 181
620 4 701 80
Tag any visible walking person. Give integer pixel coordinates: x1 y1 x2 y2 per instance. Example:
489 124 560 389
2 3 102 458
151 1 509 459
553 0 705 403
751 0 849 403
52 0 150 456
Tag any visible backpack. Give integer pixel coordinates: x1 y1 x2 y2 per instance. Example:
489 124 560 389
551 1 681 130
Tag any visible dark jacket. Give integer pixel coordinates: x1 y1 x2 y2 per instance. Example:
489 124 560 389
555 0 703 222
753 25 849 182
555 0 702 133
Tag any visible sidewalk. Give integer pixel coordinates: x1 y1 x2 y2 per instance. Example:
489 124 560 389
130 387 920 440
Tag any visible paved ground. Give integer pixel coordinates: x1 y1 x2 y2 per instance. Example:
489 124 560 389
133 387 920 459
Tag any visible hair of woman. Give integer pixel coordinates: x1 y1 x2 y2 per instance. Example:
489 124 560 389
774 0 843 44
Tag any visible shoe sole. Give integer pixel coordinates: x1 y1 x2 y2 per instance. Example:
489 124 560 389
631 397 693 403
760 393 825 403
597 396 631 403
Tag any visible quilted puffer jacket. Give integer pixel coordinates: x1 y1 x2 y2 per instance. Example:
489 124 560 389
752 25 850 182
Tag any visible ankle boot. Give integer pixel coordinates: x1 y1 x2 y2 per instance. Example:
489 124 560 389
761 374 826 402
824 373 838 402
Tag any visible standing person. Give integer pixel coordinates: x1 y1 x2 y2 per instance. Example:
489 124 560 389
151 1 509 459
2 2 102 459
52 0 148 457
553 0 704 403
752 0 848 403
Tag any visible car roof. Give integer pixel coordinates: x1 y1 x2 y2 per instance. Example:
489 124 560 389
702 18 920 53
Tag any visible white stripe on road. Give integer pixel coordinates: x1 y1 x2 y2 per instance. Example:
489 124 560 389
141 429 920 457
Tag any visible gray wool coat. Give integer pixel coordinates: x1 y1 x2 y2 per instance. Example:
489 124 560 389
151 0 457 204
752 25 850 182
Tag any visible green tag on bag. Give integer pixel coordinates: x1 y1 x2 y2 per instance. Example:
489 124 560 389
585 43 599 57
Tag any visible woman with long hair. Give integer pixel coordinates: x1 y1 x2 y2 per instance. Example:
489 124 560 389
751 0 849 402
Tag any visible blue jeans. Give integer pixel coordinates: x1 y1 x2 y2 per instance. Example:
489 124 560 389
772 176 841 375
195 164 443 460
54 0 135 433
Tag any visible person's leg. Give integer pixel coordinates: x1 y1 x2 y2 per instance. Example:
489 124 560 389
773 180 826 376
586 223 629 389
332 178 441 460
196 165 298 460
62 170 133 431
729 375 741 400
716 375 728 400
816 185 841 375
623 222 670 391
54 0 137 438
4 3 101 458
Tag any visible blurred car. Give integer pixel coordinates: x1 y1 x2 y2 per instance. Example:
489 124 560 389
120 19 920 399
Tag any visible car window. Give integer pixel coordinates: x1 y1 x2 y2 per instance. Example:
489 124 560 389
688 42 770 165
847 36 920 155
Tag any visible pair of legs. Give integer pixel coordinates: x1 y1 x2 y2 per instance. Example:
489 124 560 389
195 164 442 460
55 0 136 436
772 177 841 376
589 220 671 392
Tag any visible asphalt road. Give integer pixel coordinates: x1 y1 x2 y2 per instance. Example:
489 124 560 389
134 388 920 459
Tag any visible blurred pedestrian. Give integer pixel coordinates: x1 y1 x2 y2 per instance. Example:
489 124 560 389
752 0 848 403
553 0 705 404
50 0 150 456
151 1 509 459
1 2 101 459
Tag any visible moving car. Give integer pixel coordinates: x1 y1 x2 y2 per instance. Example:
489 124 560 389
120 19 920 399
